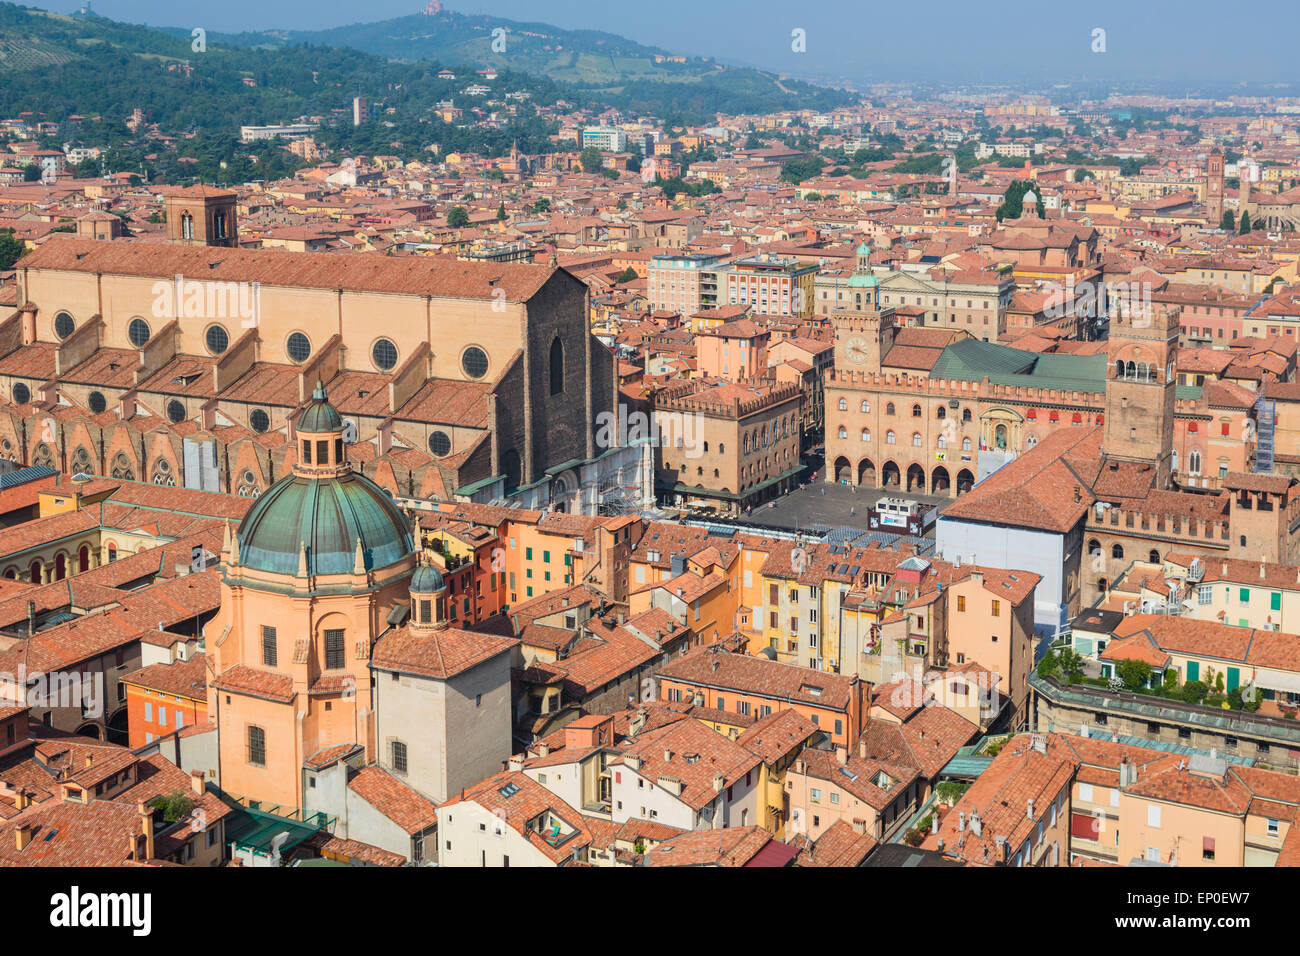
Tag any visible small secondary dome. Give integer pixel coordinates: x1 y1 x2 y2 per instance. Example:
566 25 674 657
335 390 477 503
410 561 447 594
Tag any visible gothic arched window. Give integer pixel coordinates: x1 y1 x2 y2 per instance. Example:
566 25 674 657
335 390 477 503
549 337 564 396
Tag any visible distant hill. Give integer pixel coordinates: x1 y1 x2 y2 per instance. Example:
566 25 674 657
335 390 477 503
0 1 852 185
0 4 188 70
199 6 853 121
215 8 678 78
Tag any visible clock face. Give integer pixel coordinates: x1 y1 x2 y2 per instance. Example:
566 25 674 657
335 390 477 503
845 336 869 363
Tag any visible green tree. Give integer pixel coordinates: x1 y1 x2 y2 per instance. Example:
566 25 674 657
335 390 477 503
1116 658 1152 691
1239 210 1252 234
625 155 641 173
0 230 24 270
1181 680 1209 704
149 790 196 823
1057 648 1085 682
531 197 551 214
1220 210 1236 231
613 266 638 283
996 180 1044 221
579 146 604 173
779 157 824 184
486 168 505 181
446 205 470 228
1037 653 1060 680
655 176 720 201
22 164 41 182
496 201 507 222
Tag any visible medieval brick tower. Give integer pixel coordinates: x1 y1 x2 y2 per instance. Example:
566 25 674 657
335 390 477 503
164 184 239 247
1103 304 1180 485
1207 149 1225 227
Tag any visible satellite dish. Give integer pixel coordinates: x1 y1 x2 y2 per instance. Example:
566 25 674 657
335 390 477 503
341 419 358 444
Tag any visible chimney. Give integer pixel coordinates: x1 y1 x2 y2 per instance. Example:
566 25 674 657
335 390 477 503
664 748 673 763
1027 798 1035 821
835 745 847 765
13 791 28 811
15 823 32 851
1260 564 1266 580
137 801 154 860
858 739 868 760
713 773 725 792
936 837 945 852
969 812 982 838
1073 486 1081 503
958 811 966 833
190 771 204 796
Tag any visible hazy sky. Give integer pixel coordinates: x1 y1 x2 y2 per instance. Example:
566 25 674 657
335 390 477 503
34 0 1300 88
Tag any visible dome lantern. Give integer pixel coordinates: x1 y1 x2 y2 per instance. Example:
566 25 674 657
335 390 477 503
294 380 350 479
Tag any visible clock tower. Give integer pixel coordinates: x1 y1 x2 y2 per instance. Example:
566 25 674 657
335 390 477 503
832 241 895 372
833 307 896 373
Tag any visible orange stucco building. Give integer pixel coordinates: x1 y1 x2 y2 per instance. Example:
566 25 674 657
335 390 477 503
206 383 416 811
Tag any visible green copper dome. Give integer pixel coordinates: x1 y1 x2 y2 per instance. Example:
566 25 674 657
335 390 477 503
848 271 880 289
237 472 413 576
298 380 344 433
